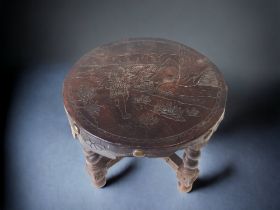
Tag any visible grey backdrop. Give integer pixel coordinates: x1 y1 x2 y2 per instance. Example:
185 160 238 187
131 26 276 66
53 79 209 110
3 0 280 210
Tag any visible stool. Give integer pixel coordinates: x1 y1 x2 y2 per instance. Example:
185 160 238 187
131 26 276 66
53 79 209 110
63 38 227 192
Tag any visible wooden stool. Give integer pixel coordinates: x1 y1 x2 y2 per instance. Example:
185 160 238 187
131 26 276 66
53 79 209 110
63 38 227 192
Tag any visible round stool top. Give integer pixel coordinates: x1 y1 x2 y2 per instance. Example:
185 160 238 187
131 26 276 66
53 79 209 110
63 38 227 150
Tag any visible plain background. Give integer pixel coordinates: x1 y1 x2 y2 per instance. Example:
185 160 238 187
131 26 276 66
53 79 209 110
2 0 280 209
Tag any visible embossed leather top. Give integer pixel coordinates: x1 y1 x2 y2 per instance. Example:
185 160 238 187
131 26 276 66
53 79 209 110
63 38 227 157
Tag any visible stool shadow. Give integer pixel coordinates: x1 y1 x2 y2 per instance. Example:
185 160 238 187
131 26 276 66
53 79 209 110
106 161 137 187
192 165 234 191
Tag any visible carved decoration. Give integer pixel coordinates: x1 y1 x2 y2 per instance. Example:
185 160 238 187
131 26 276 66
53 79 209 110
153 101 185 122
138 112 159 127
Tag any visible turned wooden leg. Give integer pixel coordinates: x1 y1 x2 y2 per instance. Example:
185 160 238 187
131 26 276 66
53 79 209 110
163 143 205 193
163 114 224 192
83 148 121 188
177 145 202 192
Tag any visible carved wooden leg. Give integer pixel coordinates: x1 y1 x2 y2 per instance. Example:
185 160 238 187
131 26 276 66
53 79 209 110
83 148 121 188
177 145 202 192
164 113 224 192
163 143 205 193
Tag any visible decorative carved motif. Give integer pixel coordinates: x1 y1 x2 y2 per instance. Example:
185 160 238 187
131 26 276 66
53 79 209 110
76 85 96 105
197 71 219 87
86 102 102 116
153 101 185 122
83 132 106 151
138 112 159 127
133 95 151 105
185 107 200 117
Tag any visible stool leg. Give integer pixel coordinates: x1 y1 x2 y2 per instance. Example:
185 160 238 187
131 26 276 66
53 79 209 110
83 149 121 188
177 144 202 192
163 113 224 192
